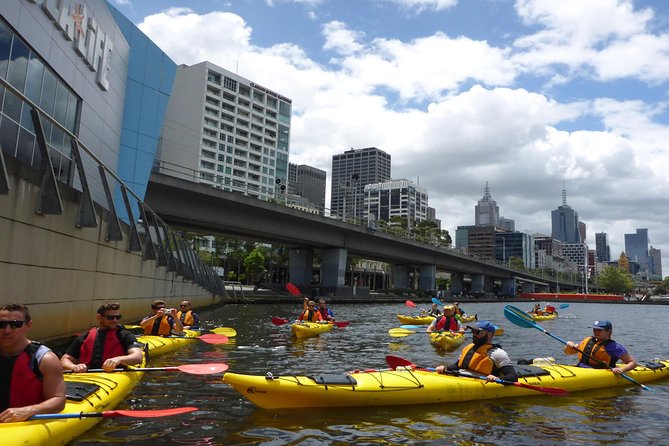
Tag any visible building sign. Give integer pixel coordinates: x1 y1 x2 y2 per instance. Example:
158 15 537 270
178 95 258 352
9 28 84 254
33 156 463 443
250 82 291 104
27 0 113 91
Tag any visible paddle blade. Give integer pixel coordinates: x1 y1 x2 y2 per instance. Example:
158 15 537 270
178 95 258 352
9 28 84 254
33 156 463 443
333 321 350 328
198 334 229 344
559 304 570 309
286 282 301 296
211 327 237 337
431 297 443 306
386 355 415 370
504 305 541 329
176 363 228 374
388 328 417 337
513 382 569 396
271 317 289 326
104 407 199 418
405 300 417 308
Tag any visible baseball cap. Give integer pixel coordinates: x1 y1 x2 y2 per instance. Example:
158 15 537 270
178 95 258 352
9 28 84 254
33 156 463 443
591 320 612 330
469 320 496 333
443 305 455 311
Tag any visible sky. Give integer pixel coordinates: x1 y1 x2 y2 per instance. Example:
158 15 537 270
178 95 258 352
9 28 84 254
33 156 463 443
112 0 669 276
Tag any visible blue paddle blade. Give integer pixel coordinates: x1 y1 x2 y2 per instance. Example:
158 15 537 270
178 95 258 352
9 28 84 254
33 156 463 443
400 324 425 329
431 297 443 306
559 304 570 309
504 305 539 328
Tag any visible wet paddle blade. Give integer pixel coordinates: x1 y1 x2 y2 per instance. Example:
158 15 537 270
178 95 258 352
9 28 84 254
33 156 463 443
386 355 416 370
211 327 237 337
559 304 570 309
198 334 229 344
286 282 301 296
504 305 541 329
388 328 418 337
405 300 417 308
333 321 350 328
176 363 228 374
103 407 199 418
271 317 289 326
512 382 569 395
431 297 443 306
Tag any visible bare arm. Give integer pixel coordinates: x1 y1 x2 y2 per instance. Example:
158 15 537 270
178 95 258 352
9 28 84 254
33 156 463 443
0 352 66 423
61 352 88 373
102 347 144 372
613 352 637 375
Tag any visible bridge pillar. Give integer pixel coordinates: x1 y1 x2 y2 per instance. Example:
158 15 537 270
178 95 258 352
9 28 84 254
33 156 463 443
391 264 410 289
449 272 464 294
418 265 436 292
521 282 536 293
289 248 314 287
321 248 347 288
471 274 485 293
501 278 516 297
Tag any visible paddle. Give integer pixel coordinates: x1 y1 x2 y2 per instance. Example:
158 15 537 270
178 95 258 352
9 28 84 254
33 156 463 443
210 327 237 337
385 355 568 396
285 283 351 327
389 327 425 337
198 334 229 344
30 406 199 420
64 363 229 375
432 297 443 306
559 304 570 309
504 305 654 391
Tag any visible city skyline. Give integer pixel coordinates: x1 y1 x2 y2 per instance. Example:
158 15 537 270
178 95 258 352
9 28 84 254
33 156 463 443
114 0 669 273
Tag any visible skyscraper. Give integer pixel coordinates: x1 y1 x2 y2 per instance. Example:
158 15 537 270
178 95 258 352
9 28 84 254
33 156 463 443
649 246 663 278
551 186 580 243
331 147 391 220
288 163 326 214
595 232 611 262
475 182 499 226
158 61 292 201
625 228 649 272
364 179 428 223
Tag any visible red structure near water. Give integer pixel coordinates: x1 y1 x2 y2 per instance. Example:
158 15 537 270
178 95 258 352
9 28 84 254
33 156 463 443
520 293 625 302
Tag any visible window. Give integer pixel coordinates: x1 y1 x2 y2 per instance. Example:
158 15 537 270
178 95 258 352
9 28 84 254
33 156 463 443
208 70 221 84
223 76 237 92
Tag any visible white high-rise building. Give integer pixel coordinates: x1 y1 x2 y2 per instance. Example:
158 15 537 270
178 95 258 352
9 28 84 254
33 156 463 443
364 179 428 223
158 61 292 200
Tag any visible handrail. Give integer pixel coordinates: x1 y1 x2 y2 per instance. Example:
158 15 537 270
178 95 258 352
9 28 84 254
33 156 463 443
0 76 224 296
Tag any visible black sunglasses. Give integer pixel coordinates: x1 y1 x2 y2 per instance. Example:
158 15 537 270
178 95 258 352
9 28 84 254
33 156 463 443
0 320 26 329
179 304 188 307
104 315 122 320
471 329 482 335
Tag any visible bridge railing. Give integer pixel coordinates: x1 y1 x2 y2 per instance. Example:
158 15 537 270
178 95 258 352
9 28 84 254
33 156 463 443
0 76 225 296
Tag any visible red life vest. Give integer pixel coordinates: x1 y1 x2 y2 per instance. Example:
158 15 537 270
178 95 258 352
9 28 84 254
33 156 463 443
78 327 126 368
436 315 459 331
8 342 50 408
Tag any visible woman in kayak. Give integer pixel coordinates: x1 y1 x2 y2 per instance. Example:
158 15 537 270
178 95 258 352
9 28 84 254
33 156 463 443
422 303 441 318
435 320 518 383
565 320 637 375
298 298 323 322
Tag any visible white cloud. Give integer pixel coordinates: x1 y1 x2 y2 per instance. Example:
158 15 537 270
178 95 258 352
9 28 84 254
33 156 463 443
386 0 459 13
322 21 365 55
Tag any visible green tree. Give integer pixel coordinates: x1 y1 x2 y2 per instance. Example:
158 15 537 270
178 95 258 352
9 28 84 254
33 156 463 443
653 276 669 295
509 256 525 270
243 247 266 284
595 265 635 294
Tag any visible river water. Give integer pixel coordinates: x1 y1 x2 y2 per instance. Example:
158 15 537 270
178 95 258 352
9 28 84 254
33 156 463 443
72 301 669 445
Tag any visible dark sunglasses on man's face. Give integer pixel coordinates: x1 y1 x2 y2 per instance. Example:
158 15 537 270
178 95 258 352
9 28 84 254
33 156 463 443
0 320 26 329
104 315 122 320
471 329 482 335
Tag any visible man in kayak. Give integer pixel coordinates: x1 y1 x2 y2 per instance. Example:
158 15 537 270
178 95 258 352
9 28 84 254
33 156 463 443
422 303 441 318
317 299 335 321
544 304 558 316
435 320 518 382
452 302 469 319
140 299 184 336
427 305 462 333
529 303 544 315
177 300 200 330
61 302 143 373
298 298 323 322
0 303 65 422
565 320 637 375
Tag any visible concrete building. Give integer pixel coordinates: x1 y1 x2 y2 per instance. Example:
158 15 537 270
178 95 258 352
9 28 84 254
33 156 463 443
475 182 499 226
158 61 292 201
331 147 391 221
595 232 611 262
364 179 428 224
551 186 581 243
649 246 662 279
288 163 326 214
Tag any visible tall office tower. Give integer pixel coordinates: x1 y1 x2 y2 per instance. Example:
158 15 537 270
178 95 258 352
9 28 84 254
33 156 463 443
331 147 391 220
551 186 580 243
158 61 292 201
364 179 428 223
625 228 649 271
578 221 587 243
595 232 611 262
288 163 326 213
649 246 662 278
498 217 515 231
475 182 499 226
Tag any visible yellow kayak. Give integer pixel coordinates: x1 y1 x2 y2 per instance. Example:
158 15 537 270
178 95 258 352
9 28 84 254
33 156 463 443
138 329 202 357
291 322 334 339
224 359 669 409
459 314 477 323
2 361 145 446
428 331 466 350
532 313 558 321
396 315 434 325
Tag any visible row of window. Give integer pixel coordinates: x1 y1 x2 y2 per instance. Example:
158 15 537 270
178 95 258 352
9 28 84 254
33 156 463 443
207 69 289 117
0 18 79 183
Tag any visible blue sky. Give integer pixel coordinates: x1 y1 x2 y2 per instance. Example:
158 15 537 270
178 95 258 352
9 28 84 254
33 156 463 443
112 0 669 274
